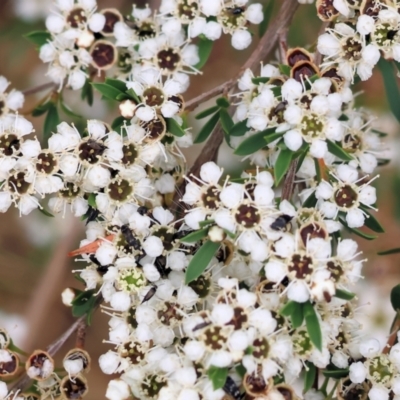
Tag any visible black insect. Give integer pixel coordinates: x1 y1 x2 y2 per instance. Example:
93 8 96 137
85 206 100 225
141 285 157 304
137 206 148 215
223 376 241 400
89 255 111 275
154 255 168 277
270 214 293 231
192 321 211 331
228 6 245 14
121 224 141 250
388 30 398 40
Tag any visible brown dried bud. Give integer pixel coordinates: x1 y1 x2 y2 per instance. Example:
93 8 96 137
63 348 91 376
316 0 340 21
243 370 272 397
0 349 19 377
101 8 123 36
90 40 117 70
290 60 320 82
26 350 54 381
286 47 313 68
141 117 167 143
275 383 299 399
60 374 88 400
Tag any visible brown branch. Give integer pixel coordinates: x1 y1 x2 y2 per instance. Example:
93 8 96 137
75 319 87 349
22 82 56 96
281 159 299 201
383 317 400 354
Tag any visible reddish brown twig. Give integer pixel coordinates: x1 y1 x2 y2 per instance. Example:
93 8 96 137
22 82 56 96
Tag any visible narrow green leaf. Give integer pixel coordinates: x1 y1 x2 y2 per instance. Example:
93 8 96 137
116 93 130 101
279 300 297 317
195 105 220 120
38 207 54 218
391 284 400 311
235 364 246 378
194 112 220 143
81 79 93 106
181 228 208 243
230 119 248 136
60 99 82 118
166 118 185 137
279 64 291 76
378 248 400 255
322 366 349 378
24 30 51 47
199 219 215 228
359 206 385 233
378 58 400 123
43 103 60 146
303 191 318 208
207 366 228 391
327 140 353 161
91 83 123 101
339 218 377 240
32 102 51 117
111 116 127 133
126 88 141 103
264 131 283 145
304 362 316 393
304 302 322 351
291 303 304 329
216 97 230 108
335 289 356 301
219 109 234 134
259 0 274 37
234 128 276 156
274 148 293 186
252 77 270 85
71 289 97 319
185 241 220 284
105 77 127 92
195 37 213 70
295 144 310 172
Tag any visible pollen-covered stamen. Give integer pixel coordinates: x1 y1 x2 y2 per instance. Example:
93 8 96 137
300 113 324 140
8 172 31 195
343 133 362 152
252 337 270 360
60 182 80 199
227 307 248 330
121 143 138 166
90 41 117 70
153 227 175 251
202 186 220 209
117 268 146 293
67 7 87 28
157 48 181 72
119 341 146 364
141 117 166 143
202 325 227 350
36 152 58 175
335 329 349 349
343 37 363 61
60 375 88 400
118 52 132 73
299 223 327 246
334 185 358 209
293 330 313 355
78 139 106 164
101 9 122 35
373 23 399 47
327 260 344 282
141 375 167 398
177 0 199 21
188 275 211 298
143 87 165 107
235 204 260 228
0 133 20 156
157 302 183 326
368 355 394 386
288 254 313 280
107 178 134 202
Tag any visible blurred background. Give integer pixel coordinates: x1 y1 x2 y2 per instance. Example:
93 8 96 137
0 0 399 398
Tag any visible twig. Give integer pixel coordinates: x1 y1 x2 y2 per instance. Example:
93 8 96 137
281 159 299 201
383 317 400 354
22 82 56 96
75 319 87 349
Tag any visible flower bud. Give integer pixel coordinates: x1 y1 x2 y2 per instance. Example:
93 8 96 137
26 350 54 381
63 348 91 376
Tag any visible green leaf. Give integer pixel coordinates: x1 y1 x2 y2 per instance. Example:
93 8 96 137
219 109 234 134
126 88 141 103
207 366 228 391
304 362 316 393
180 228 208 243
230 119 248 136
38 207 54 218
32 102 52 117
279 300 297 317
194 112 220 143
235 364 246 378
185 241 220 284
378 248 400 255
279 64 291 76
24 30 51 47
60 99 82 118
359 206 385 233
339 218 377 240
81 79 93 106
91 83 123 101
274 148 293 186
326 140 353 161
195 105 220 120
105 77 127 92
304 302 322 351
199 219 215 228
302 192 317 208
111 116 127 133
335 289 356 301
71 289 97 324
234 128 276 156
216 97 230 108
391 284 400 311
251 77 270 85
258 0 274 37
195 37 213 70
87 193 97 209
322 365 349 379
291 303 304 329
116 93 130 101
166 118 185 137
378 58 400 123
43 103 60 146
264 131 283 145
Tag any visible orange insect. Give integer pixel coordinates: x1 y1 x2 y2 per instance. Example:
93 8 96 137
68 234 116 257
